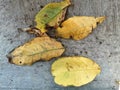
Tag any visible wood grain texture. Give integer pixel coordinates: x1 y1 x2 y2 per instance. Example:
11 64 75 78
0 0 120 90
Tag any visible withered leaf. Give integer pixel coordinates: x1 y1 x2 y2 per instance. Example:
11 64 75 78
7 37 65 65
56 16 105 40
35 0 71 33
51 57 101 87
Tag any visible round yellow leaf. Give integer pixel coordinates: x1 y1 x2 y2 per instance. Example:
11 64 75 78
51 57 101 87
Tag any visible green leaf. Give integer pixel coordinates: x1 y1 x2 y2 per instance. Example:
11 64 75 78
35 0 71 33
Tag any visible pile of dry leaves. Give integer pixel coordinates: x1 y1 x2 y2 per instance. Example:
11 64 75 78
7 0 105 87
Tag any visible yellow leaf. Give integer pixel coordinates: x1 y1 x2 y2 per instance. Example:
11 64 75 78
51 57 101 87
35 0 71 33
56 16 105 40
7 37 65 65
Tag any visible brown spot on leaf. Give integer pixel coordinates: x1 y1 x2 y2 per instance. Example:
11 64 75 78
44 14 48 17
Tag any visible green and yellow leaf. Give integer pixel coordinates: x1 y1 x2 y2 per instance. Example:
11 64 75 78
35 0 71 33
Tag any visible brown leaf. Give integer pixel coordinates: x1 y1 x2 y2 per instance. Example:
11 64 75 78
7 37 65 65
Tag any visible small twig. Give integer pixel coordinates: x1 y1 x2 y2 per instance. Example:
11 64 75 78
18 27 48 37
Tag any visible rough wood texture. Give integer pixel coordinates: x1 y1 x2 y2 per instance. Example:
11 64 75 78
0 0 120 90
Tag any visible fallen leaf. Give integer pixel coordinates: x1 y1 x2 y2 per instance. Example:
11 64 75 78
7 37 65 65
35 0 71 33
51 57 101 87
56 16 105 40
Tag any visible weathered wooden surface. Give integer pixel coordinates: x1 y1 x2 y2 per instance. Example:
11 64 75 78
0 0 120 90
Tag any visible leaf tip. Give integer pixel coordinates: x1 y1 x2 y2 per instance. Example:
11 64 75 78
6 54 13 64
96 16 106 24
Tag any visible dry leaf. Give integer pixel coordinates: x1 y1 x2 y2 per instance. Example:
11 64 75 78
56 16 105 40
7 37 65 65
51 57 101 87
35 0 71 33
